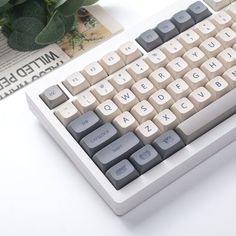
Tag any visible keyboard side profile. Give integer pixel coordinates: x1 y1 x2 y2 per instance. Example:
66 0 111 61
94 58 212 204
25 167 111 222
26 0 236 215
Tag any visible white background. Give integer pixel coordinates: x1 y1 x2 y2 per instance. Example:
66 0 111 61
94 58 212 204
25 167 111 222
1 0 236 235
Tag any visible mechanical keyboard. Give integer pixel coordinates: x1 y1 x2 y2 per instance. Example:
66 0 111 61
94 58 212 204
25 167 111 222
26 0 236 215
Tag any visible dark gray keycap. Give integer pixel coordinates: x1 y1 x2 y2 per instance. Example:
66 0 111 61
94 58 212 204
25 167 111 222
187 1 212 23
136 29 163 52
171 10 195 32
152 130 185 159
154 20 179 42
40 85 68 109
67 111 103 142
176 88 236 145
106 159 139 190
80 123 119 156
130 145 162 174
93 132 143 173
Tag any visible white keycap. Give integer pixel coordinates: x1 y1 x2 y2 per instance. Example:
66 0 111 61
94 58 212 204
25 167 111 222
145 48 169 70
216 27 236 47
189 87 213 110
135 120 161 144
223 66 236 87
153 109 179 132
100 51 125 75
161 39 185 59
82 62 107 85
95 99 121 122
199 37 223 58
149 67 174 89
113 88 139 112
131 78 155 100
171 97 197 122
127 59 152 81
178 29 202 50
55 102 80 127
166 57 190 78
131 100 156 123
167 78 192 101
217 48 236 68
204 0 230 11
194 20 218 40
206 76 230 99
113 111 139 135
149 89 174 112
183 47 207 68
117 42 142 64
74 90 99 113
92 80 116 102
211 11 233 30
226 2 236 20
63 72 90 96
109 70 135 91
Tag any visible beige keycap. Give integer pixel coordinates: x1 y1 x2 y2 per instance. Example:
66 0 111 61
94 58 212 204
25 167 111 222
113 88 139 112
194 20 218 39
113 111 139 135
223 66 236 87
131 78 155 100
100 51 125 75
206 76 230 99
216 27 236 47
178 29 202 50
63 72 90 96
145 48 169 70
183 47 207 68
131 100 156 123
161 39 185 59
82 62 107 85
149 89 174 112
204 0 230 11
226 2 236 20
127 59 152 81
117 41 142 64
171 97 197 122
211 11 233 30
149 67 174 89
135 120 161 144
95 99 121 122
200 57 225 79
109 70 135 91
217 48 236 68
166 57 190 78
189 87 213 110
199 37 223 58
92 80 116 102
55 102 80 127
167 79 192 101
74 90 99 113
153 109 179 132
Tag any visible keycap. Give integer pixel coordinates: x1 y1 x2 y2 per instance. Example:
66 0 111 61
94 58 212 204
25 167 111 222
161 39 186 59
67 111 103 142
178 29 202 49
204 0 230 11
212 11 233 30
40 85 68 109
199 37 223 58
154 20 179 42
217 48 236 69
166 57 190 78
130 145 162 174
106 159 139 190
152 130 185 159
183 47 207 68
194 19 218 39
80 123 119 157
187 1 212 23
93 132 143 172
223 66 236 87
136 29 163 52
176 88 236 144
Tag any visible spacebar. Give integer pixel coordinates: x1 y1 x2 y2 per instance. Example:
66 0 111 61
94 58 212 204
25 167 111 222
175 89 236 145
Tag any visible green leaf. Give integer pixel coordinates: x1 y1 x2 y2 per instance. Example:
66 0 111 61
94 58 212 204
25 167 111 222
0 0 9 7
60 14 74 33
35 12 65 45
9 0 27 6
57 0 84 16
8 17 45 51
82 0 98 6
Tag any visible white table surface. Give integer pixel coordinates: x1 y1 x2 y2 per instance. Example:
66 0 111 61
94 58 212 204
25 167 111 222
1 0 236 235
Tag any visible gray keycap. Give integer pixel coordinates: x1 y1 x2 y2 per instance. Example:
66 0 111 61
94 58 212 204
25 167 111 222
93 132 143 173
67 111 103 142
154 20 179 42
80 123 119 157
130 145 162 174
176 89 236 145
152 130 185 159
136 29 163 52
171 10 195 32
106 159 139 190
187 1 212 23
40 85 68 109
